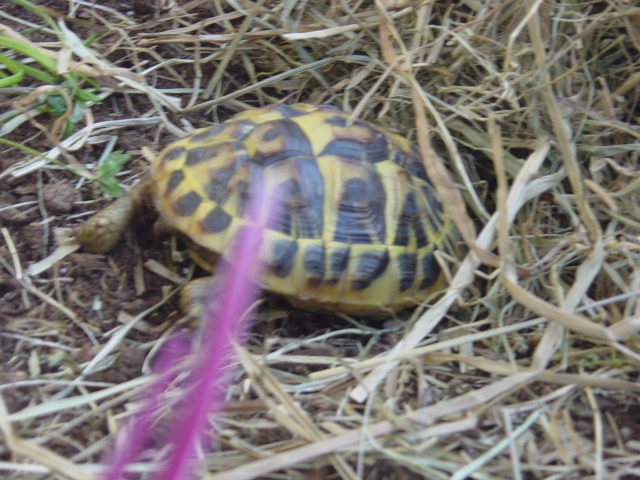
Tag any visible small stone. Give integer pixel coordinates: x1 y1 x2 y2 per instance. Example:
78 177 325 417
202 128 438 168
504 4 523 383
43 183 80 214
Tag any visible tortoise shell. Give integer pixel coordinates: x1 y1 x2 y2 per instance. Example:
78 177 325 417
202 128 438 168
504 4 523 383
151 103 453 315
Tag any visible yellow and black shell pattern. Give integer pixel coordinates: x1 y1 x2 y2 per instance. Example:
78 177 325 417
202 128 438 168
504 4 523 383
151 103 453 315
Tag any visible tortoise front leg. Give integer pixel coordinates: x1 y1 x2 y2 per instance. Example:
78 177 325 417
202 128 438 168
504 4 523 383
75 176 154 254
179 276 218 319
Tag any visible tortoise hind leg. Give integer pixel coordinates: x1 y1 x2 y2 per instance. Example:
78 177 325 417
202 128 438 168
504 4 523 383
75 176 154 254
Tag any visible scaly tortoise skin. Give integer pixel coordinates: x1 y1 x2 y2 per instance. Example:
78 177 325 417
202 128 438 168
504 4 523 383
76 104 454 316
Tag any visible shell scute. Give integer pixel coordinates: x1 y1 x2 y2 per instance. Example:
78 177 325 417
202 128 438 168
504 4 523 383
150 103 455 315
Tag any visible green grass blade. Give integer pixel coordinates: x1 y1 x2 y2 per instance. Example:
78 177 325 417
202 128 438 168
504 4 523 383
0 53 57 84
0 70 24 87
0 36 58 74
8 0 59 33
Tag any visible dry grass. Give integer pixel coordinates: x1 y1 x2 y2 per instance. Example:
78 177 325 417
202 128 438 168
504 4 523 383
1 0 640 478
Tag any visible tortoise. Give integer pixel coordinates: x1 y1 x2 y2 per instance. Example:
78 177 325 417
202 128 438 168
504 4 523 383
75 103 455 316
